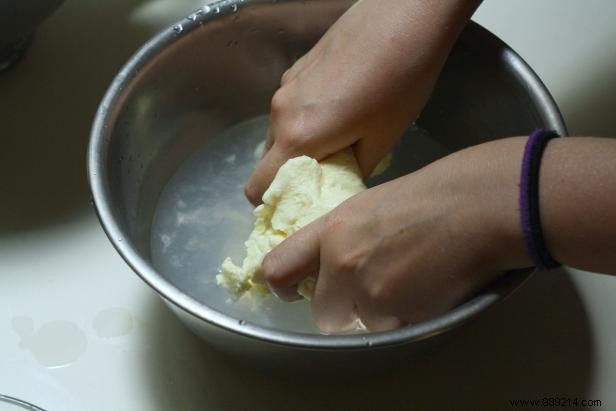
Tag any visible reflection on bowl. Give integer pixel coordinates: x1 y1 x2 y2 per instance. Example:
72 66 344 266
88 0 566 375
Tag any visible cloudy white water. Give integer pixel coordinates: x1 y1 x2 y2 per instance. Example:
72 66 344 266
150 115 449 333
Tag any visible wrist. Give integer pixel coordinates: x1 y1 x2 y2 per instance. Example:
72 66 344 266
536 137 616 273
486 137 534 270
451 137 532 271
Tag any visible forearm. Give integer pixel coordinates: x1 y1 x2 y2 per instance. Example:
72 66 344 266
388 0 480 81
340 0 481 102
439 136 616 275
540 137 616 274
388 0 482 52
365 0 481 44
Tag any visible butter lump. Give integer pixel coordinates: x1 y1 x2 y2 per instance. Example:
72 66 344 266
217 149 366 298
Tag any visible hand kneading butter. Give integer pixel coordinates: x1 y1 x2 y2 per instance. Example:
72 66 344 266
217 149 366 299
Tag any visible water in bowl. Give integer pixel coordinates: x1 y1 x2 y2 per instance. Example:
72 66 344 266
150 115 449 334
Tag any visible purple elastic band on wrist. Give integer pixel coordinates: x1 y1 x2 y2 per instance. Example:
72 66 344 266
519 128 561 270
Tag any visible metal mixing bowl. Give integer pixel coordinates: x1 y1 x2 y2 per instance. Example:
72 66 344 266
88 0 566 375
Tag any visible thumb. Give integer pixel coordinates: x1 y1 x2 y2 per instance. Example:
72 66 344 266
262 218 322 301
245 144 290 205
353 134 395 178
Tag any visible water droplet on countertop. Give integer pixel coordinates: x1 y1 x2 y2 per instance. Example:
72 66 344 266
93 308 134 338
231 4 238 12
238 319 247 326
213 6 220 14
12 316 34 338
173 24 184 33
12 317 87 369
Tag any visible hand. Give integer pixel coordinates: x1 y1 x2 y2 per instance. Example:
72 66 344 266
262 138 531 333
245 0 479 204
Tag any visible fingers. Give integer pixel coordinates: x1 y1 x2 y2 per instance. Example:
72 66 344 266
245 145 290 205
313 265 404 333
262 220 321 301
355 304 404 332
281 54 306 85
264 127 275 152
353 134 394 178
311 267 359 333
262 210 406 333
263 208 402 333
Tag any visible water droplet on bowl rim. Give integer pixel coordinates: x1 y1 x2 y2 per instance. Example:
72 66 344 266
361 336 374 347
187 9 203 21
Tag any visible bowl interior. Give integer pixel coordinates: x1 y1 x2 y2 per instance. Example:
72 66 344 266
93 0 565 338
150 114 453 333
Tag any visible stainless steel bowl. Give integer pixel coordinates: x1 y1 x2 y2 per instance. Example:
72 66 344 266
0 394 46 411
88 0 566 375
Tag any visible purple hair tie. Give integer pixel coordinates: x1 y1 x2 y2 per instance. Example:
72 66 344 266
519 128 561 270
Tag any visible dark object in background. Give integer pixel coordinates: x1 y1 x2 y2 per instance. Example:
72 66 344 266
0 0 64 72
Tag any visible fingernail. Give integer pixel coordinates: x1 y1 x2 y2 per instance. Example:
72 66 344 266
316 316 358 334
244 183 260 206
269 285 301 302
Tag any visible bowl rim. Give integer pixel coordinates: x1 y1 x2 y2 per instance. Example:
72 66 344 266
88 0 566 350
0 394 47 411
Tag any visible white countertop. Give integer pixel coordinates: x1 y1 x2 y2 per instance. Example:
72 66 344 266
1 1 615 409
